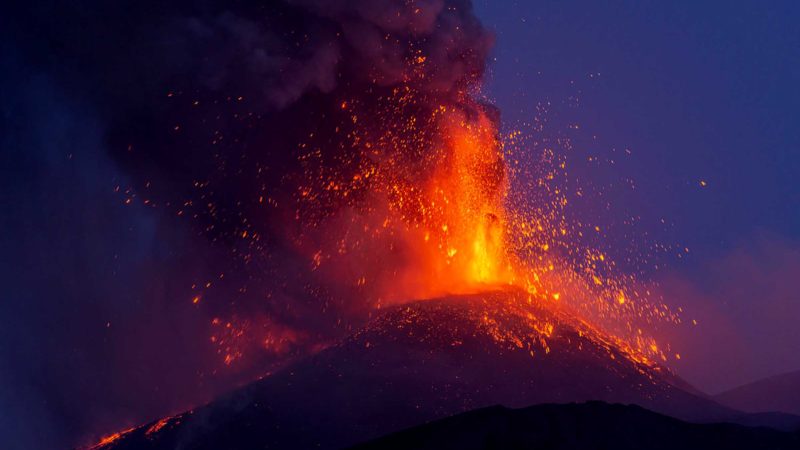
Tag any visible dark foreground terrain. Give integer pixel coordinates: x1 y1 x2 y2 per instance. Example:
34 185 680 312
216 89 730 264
352 401 800 450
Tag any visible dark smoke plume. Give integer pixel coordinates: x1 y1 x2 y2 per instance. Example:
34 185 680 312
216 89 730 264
1 1 494 448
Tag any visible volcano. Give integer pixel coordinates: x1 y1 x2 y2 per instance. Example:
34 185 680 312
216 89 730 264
89 289 750 449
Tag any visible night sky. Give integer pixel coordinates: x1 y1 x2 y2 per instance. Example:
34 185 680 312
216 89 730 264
2 1 799 449
475 0 800 390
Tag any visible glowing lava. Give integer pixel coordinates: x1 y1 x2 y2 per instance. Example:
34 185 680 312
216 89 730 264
381 102 517 298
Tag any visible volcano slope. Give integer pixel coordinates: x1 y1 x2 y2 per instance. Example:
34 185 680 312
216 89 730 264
92 289 748 450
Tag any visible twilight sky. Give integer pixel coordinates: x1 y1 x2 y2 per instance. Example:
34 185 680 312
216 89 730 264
1 1 799 449
475 0 800 391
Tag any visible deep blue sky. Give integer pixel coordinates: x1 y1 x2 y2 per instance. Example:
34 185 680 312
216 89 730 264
475 0 800 390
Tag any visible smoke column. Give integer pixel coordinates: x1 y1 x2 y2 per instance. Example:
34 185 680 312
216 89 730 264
1 1 502 448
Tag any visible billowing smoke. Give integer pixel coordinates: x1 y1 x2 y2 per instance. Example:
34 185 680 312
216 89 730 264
2 1 497 447
89 0 498 342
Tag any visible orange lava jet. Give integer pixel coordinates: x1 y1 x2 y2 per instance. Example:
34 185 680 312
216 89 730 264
347 86 675 365
384 103 517 298
278 80 679 367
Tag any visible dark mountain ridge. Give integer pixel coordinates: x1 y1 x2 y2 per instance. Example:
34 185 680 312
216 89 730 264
351 401 800 450
715 370 800 416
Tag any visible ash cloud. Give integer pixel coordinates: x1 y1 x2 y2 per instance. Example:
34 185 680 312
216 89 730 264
1 1 494 448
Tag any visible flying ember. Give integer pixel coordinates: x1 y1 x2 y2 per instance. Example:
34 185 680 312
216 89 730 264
102 0 677 385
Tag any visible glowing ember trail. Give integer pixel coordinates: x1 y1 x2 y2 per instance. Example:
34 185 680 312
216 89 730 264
89 428 135 449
